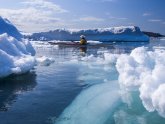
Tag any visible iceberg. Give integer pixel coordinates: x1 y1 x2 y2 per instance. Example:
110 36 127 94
26 26 149 42
116 47 165 118
0 16 22 41
0 17 36 78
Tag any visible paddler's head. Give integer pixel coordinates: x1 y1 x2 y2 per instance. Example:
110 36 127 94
80 35 85 39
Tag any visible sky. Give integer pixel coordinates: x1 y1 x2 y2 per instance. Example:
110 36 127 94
0 0 165 34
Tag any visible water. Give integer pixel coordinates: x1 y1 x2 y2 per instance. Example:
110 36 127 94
0 39 165 124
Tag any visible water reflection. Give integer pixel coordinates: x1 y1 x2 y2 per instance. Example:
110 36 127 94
0 71 37 111
79 46 87 53
77 41 149 56
113 41 149 53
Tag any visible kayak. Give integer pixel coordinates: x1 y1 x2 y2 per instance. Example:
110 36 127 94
49 41 83 46
48 41 114 48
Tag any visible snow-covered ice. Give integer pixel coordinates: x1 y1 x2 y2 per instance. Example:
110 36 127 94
0 17 36 78
116 47 165 118
36 56 55 66
0 16 23 40
0 34 36 78
27 26 149 42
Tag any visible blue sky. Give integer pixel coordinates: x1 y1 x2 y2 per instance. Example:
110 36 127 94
0 0 164 34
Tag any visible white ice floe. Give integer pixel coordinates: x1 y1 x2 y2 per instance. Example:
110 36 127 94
0 17 36 78
160 38 165 41
104 53 119 64
0 34 36 78
86 40 102 44
116 47 165 118
31 41 59 49
36 56 55 66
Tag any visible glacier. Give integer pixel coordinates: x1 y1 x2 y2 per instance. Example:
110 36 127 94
0 17 36 78
26 26 149 42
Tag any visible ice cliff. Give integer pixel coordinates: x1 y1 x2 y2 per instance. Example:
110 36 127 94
27 26 149 42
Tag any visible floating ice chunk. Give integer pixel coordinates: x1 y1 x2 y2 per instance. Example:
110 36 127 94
160 38 165 41
13 56 36 74
23 39 36 56
0 34 36 78
114 110 146 124
140 64 165 112
31 41 59 50
152 84 165 118
81 54 96 62
87 40 102 44
116 54 141 88
0 33 21 56
36 56 55 66
116 46 165 118
0 17 36 78
55 81 120 124
104 53 119 64
130 47 155 68
0 49 13 77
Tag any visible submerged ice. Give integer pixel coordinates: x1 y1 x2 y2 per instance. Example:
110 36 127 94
55 81 120 124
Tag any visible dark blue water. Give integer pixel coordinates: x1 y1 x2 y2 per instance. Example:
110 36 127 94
0 39 165 124
0 63 83 124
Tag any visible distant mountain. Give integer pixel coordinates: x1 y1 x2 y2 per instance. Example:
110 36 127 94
24 26 149 42
143 31 165 38
0 16 23 40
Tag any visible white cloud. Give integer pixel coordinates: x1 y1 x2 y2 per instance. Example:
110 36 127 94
80 16 104 22
22 0 68 13
109 16 128 20
148 19 162 22
143 13 151 16
0 0 68 32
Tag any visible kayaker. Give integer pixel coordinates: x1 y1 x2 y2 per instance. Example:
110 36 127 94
80 35 87 45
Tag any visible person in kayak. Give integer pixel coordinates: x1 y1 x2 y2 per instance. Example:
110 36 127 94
80 35 87 45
